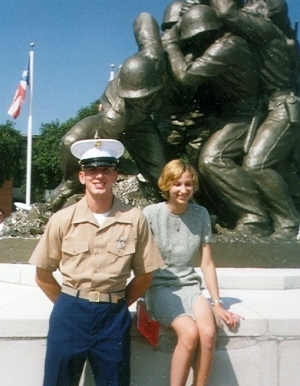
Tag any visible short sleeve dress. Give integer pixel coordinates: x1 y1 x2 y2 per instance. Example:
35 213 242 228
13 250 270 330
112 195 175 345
144 202 213 329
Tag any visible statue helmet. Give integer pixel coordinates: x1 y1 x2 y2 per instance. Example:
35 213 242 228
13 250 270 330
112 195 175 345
161 1 184 31
117 54 162 99
180 5 222 41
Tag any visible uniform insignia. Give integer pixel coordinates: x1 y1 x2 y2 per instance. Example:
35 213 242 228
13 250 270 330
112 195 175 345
117 239 126 250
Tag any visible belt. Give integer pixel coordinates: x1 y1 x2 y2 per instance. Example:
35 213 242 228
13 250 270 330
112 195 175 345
61 285 125 304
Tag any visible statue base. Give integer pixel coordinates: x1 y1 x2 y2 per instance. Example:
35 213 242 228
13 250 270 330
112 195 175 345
212 237 300 268
0 237 299 268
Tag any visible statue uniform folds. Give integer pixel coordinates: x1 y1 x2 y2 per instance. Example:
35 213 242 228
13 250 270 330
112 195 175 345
163 4 273 237
44 1 300 240
211 0 300 239
47 13 168 211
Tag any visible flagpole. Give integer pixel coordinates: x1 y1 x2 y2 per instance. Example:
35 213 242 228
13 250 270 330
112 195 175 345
25 42 34 208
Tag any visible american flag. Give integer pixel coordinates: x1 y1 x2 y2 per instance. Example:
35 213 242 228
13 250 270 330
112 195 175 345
7 61 30 119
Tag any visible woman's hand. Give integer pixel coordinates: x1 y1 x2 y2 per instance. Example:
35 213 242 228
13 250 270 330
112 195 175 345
212 304 243 330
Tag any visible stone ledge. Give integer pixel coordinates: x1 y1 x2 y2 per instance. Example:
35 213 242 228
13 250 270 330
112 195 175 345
1 265 300 386
1 276 300 341
1 264 300 290
1 265 300 340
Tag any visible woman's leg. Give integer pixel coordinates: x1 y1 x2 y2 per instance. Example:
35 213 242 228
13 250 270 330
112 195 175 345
170 315 199 386
192 296 217 386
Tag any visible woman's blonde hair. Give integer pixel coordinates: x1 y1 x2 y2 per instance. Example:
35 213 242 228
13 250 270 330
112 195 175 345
158 159 199 200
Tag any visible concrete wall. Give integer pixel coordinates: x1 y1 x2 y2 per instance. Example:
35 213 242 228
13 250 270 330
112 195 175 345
0 264 300 386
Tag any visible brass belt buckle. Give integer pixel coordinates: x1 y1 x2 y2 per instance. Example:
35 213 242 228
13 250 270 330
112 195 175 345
89 291 100 302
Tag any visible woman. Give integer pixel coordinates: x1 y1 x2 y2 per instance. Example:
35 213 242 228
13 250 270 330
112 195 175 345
144 159 241 386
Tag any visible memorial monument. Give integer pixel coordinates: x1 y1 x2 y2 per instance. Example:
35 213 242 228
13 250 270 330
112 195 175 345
1 0 300 265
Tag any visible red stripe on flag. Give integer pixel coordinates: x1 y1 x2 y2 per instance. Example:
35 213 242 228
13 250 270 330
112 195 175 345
8 62 29 119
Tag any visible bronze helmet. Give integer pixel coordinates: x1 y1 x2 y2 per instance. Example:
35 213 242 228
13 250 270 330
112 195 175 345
117 54 162 99
161 1 184 31
180 5 222 41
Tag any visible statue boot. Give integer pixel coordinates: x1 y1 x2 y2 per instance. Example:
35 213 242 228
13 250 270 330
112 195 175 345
45 177 82 212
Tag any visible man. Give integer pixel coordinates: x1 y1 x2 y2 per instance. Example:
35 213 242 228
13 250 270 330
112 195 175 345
29 138 164 386
211 0 300 239
47 13 167 212
163 5 272 236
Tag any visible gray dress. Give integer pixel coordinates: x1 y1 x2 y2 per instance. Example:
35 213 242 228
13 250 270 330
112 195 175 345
144 202 212 328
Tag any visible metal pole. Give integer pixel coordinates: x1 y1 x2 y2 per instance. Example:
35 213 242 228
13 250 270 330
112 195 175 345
109 63 115 81
25 42 34 207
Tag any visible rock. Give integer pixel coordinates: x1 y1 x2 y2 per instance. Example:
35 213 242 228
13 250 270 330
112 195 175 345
1 174 158 238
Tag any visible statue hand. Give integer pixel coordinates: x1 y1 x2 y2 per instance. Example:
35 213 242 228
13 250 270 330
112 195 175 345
180 0 201 16
161 24 180 49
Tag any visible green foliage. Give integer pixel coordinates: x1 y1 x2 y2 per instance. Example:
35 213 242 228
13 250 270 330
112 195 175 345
31 100 100 201
0 121 23 187
75 100 99 120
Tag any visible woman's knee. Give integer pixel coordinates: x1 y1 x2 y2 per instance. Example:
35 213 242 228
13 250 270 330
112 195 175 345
173 318 199 350
200 324 216 348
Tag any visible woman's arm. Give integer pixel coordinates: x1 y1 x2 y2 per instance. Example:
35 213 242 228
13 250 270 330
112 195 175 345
200 243 242 329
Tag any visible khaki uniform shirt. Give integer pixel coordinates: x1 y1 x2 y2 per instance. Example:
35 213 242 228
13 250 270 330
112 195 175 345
29 196 164 293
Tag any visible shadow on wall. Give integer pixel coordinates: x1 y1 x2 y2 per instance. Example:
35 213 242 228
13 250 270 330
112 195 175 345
79 296 242 386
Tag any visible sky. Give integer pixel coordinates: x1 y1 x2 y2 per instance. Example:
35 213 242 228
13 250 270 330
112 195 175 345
1 0 300 135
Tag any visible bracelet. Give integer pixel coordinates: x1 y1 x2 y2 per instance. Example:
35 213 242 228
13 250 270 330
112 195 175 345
211 299 223 306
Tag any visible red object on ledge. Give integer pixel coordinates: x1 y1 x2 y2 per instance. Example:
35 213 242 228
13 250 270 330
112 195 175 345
137 301 160 347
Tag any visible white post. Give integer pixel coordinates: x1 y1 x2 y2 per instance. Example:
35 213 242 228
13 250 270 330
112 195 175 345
25 43 34 208
109 64 115 81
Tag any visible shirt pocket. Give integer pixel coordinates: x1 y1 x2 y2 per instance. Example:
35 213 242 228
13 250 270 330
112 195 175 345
107 242 136 257
106 242 136 275
61 241 89 257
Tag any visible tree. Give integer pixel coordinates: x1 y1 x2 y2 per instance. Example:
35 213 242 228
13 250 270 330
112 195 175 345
31 100 99 201
0 121 23 188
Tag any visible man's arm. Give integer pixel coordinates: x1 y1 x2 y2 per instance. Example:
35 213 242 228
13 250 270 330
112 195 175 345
125 272 152 307
35 267 61 303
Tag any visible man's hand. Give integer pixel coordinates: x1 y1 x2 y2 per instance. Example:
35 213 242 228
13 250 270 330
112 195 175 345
125 272 152 307
35 267 61 303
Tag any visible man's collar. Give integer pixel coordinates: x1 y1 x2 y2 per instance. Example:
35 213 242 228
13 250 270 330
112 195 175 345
72 196 132 227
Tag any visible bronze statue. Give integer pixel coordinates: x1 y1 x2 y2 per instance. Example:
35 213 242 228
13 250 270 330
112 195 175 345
46 13 168 211
162 4 274 237
154 1 219 167
45 0 300 240
211 0 300 239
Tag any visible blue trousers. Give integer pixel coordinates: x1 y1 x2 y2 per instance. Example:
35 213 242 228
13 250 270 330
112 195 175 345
43 293 132 386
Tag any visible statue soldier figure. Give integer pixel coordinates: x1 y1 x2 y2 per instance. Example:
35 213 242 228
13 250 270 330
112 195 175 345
161 2 184 32
211 0 300 239
155 1 219 167
163 5 272 236
46 13 167 211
